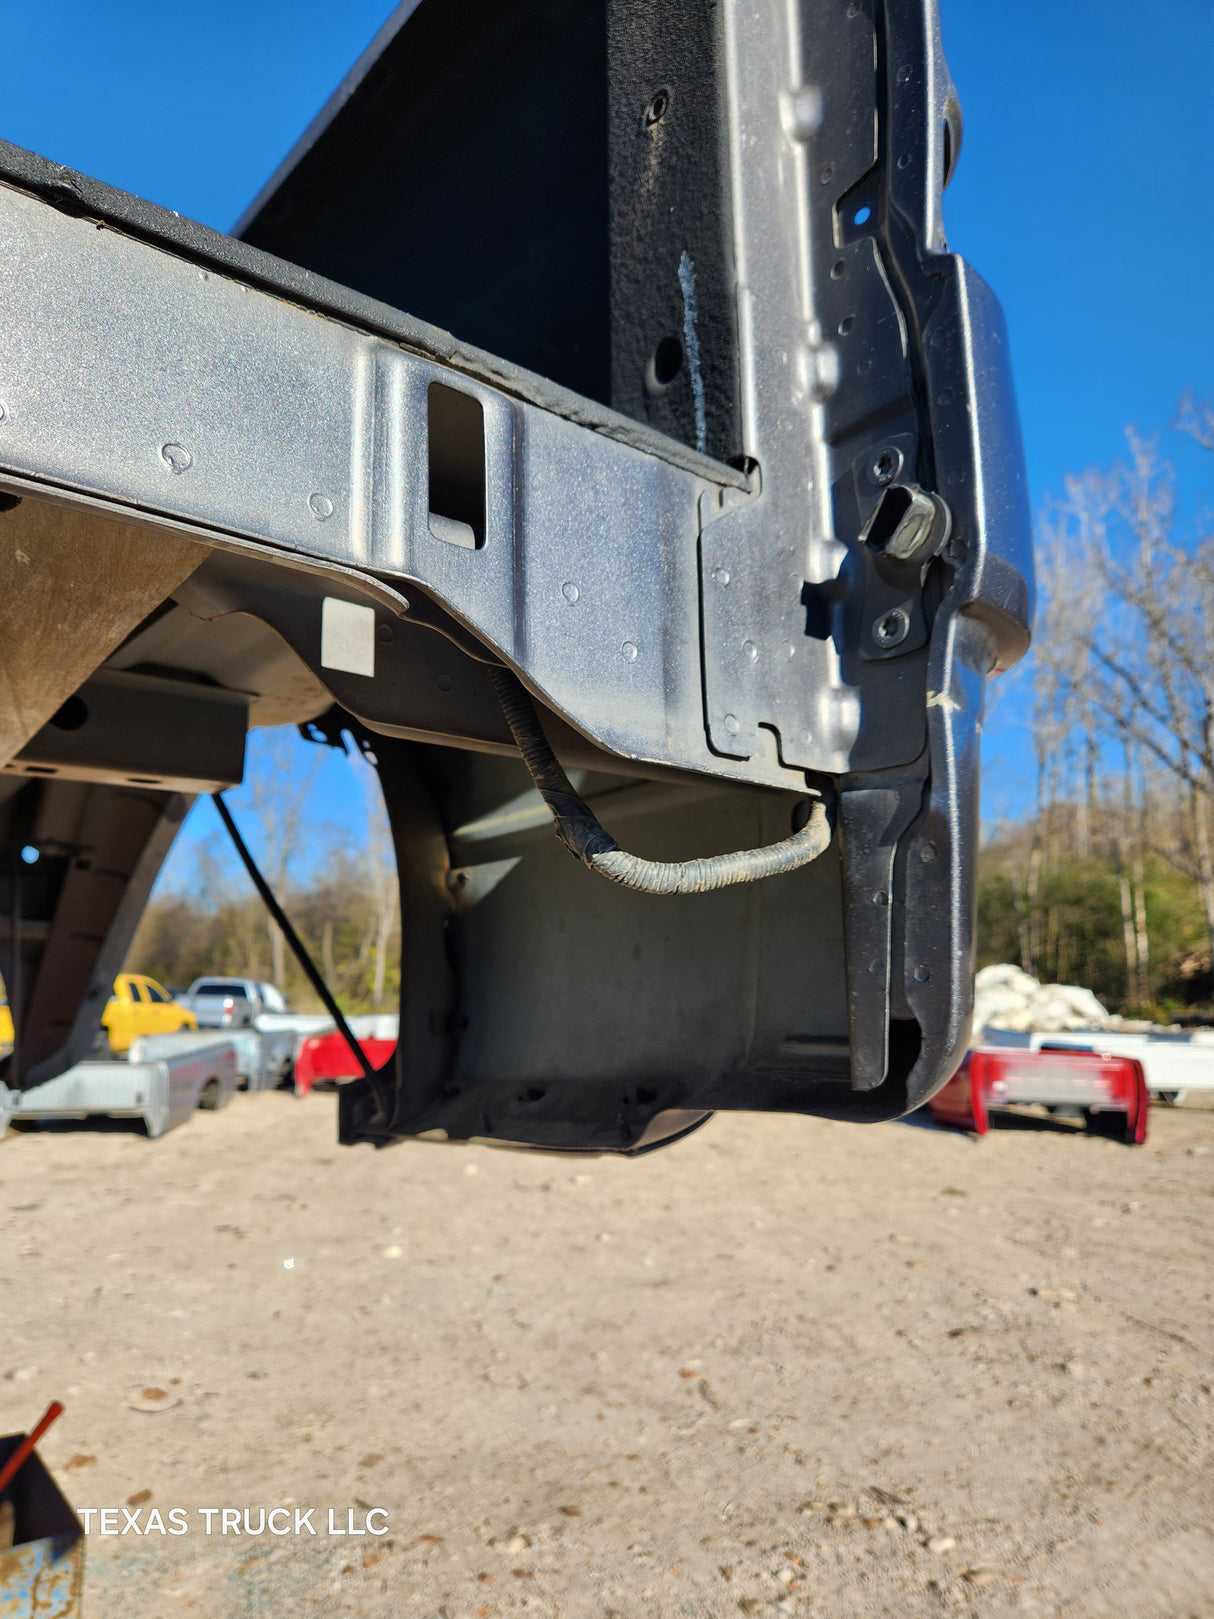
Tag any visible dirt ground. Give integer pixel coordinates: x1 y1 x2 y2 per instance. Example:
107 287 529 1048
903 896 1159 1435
3 1086 1213 1619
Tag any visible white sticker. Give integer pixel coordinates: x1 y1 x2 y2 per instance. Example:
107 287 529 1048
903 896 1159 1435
320 598 375 678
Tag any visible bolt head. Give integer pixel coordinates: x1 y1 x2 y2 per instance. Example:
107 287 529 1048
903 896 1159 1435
872 608 911 649
869 446 903 487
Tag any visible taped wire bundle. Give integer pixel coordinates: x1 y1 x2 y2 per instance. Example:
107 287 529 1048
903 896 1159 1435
491 666 834 896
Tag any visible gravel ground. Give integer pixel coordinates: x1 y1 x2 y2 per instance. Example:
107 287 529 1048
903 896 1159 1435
2 1088 1213 1618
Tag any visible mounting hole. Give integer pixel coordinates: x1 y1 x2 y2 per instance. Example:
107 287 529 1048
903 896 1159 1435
20 845 38 865
853 204 872 226
643 87 671 128
646 335 684 394
49 694 88 731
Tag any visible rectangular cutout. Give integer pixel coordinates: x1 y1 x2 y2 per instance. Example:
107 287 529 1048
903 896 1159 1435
428 382 485 549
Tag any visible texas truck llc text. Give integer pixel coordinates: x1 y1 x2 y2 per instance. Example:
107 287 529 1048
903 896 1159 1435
78 1507 389 1536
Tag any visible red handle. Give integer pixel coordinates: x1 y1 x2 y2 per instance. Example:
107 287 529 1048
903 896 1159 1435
0 1401 64 1497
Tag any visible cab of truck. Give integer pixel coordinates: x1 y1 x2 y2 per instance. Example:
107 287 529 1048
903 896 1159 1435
101 975 197 1055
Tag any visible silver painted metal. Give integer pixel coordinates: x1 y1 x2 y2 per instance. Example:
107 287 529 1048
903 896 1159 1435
0 179 791 789
0 0 1029 803
8 1040 238 1139
0 0 1035 1134
699 0 1029 778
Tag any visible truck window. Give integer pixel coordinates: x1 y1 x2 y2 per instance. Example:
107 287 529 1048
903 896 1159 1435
194 983 249 998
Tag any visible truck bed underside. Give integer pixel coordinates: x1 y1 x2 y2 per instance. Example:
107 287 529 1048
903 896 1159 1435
0 0 1032 1153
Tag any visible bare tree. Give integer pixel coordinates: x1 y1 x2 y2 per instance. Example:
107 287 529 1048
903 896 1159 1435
246 730 322 988
348 746 399 1011
1034 404 1214 973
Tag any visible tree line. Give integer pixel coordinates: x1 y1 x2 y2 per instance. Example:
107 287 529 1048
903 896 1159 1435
126 734 400 1014
979 396 1214 1019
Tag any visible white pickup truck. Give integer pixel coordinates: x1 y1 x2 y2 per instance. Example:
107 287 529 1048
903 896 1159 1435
177 977 287 1029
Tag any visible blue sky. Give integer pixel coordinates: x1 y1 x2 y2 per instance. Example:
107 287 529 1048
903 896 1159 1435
0 0 1209 862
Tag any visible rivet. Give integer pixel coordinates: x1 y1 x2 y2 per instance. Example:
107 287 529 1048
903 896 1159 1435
376 623 394 644
436 673 453 692
897 152 912 170
724 713 741 735
309 492 334 520
742 639 758 663
913 964 931 982
0 401 8 422
622 641 638 662
160 442 192 474
819 163 835 185
561 581 580 603
872 890 889 907
712 566 731 586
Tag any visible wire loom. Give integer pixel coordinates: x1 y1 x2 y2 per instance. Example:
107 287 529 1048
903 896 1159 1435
491 667 835 895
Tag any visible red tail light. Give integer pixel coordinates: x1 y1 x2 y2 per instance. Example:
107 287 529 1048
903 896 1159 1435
931 1047 1149 1144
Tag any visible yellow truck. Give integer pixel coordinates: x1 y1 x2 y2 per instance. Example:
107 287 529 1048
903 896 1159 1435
101 975 197 1056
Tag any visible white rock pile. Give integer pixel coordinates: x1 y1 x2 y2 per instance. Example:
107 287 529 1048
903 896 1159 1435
974 963 1126 1034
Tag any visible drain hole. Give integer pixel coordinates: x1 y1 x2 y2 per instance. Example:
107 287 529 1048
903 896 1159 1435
646 335 684 394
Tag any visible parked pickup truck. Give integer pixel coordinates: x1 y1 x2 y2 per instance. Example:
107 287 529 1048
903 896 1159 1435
177 977 287 1029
